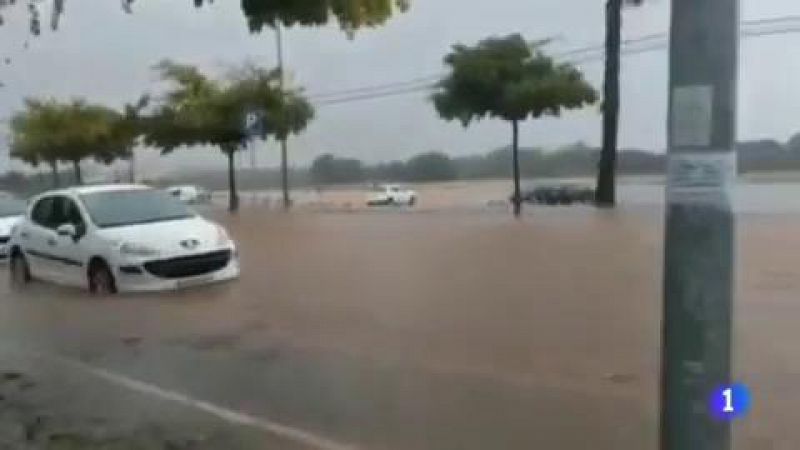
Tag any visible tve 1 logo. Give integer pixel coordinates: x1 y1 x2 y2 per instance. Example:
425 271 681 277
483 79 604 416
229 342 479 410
709 383 752 421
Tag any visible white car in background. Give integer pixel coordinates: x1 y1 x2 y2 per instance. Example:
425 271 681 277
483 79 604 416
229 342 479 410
166 185 213 204
8 184 239 294
0 197 26 262
366 184 417 207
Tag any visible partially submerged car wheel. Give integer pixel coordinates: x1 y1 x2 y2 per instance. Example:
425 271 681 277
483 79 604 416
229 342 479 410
89 260 117 296
10 251 31 288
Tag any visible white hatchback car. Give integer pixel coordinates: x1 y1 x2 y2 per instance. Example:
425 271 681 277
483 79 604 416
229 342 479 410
8 184 239 294
366 184 417 207
0 197 26 262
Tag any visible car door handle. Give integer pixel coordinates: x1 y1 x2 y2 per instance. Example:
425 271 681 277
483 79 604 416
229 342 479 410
47 238 57 246
20 232 29 239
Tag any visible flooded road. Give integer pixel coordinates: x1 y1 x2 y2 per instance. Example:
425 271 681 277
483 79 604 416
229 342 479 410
1 207 799 448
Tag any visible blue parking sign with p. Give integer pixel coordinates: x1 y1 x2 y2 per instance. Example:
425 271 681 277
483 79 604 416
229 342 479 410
243 109 265 138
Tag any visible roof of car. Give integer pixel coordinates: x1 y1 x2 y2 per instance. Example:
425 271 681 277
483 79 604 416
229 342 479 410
44 184 151 197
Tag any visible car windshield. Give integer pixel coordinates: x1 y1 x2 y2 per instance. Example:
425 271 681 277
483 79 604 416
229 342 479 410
80 189 194 228
0 198 26 218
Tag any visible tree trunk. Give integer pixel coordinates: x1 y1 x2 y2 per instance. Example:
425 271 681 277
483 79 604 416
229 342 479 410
511 119 522 218
227 151 239 213
280 139 290 210
596 0 622 208
72 160 83 185
49 160 60 188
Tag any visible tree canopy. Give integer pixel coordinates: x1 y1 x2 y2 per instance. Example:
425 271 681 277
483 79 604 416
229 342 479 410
0 0 409 34
404 152 457 182
1 0 410 38
10 98 130 185
432 34 597 216
143 60 314 211
433 34 597 125
237 0 410 34
145 60 313 153
310 153 364 184
145 61 250 154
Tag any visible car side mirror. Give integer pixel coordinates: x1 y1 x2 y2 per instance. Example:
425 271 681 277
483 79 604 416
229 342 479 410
56 223 77 238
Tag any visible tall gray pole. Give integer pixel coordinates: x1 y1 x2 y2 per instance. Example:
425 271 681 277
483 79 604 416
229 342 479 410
661 0 738 449
129 148 136 184
276 24 290 210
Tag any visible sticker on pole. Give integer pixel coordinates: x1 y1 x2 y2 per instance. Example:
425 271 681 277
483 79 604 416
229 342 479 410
671 85 713 147
666 152 736 205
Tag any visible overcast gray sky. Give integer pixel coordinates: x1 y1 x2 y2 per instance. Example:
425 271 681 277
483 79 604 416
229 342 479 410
2 0 800 176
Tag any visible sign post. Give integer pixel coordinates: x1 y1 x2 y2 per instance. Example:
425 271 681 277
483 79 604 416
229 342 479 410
242 109 266 206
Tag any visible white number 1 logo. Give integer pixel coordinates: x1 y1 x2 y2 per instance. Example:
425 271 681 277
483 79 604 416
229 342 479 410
722 388 734 413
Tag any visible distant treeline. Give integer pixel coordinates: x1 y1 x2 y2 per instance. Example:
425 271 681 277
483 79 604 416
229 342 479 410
306 137 800 186
5 137 800 193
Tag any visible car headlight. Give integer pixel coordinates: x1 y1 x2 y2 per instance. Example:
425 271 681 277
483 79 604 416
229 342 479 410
215 225 232 246
119 242 160 257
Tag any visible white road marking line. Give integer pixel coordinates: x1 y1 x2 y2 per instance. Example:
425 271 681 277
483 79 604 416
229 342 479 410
12 349 358 450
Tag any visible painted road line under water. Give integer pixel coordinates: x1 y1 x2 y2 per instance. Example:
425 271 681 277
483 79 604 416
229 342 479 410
2 346 358 450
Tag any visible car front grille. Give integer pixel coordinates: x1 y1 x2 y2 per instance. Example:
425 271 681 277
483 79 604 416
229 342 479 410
144 250 232 279
0 236 9 244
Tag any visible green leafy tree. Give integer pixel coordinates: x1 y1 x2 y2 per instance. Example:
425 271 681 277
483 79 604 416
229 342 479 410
228 64 314 207
145 61 254 212
238 0 410 34
405 152 456 182
4 1 407 204
432 34 597 217
271 89 314 207
310 154 364 184
144 61 310 213
111 94 150 182
10 98 125 186
2 0 411 36
9 102 57 185
596 0 644 207
370 160 406 181
232 0 408 209
63 102 127 184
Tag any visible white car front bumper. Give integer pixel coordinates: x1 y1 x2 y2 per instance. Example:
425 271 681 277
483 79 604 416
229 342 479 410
113 249 240 293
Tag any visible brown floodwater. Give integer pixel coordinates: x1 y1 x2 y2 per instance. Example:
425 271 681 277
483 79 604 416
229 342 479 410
0 206 798 449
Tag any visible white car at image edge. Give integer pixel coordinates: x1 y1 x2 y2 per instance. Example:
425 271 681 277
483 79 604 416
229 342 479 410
8 184 239 294
0 197 26 262
366 184 417 206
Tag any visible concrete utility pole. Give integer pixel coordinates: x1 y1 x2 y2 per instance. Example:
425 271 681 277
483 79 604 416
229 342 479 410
661 0 738 449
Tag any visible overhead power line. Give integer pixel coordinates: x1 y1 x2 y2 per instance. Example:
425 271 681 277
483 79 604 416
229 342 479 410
315 85 433 105
310 15 800 104
314 16 800 107
308 74 442 100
